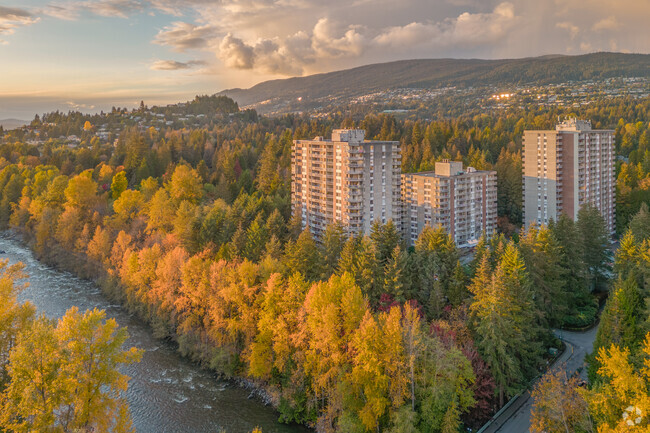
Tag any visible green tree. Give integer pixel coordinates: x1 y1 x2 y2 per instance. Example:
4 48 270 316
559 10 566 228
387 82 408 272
629 202 650 241
518 224 568 327
383 245 408 302
589 276 645 382
414 226 462 318
284 229 321 281
321 222 347 278
470 244 542 406
245 214 269 262
111 171 128 200
577 204 611 290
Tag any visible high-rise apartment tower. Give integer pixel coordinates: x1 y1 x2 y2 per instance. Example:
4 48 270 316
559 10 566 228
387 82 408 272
522 118 615 231
401 161 497 247
291 129 401 239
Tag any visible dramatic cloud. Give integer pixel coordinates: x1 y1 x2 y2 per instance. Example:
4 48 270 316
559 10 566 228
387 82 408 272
3 0 649 95
211 3 518 75
218 34 255 69
150 59 206 70
217 33 308 75
214 20 365 75
0 6 40 43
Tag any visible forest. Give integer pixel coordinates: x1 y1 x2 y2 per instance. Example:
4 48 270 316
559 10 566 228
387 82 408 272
0 94 647 432
530 204 650 432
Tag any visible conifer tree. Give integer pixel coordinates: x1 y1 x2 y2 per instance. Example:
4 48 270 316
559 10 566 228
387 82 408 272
577 204 611 290
589 276 645 382
629 202 650 241
383 245 407 302
470 244 542 406
284 229 321 281
519 224 568 327
245 214 269 261
321 222 347 278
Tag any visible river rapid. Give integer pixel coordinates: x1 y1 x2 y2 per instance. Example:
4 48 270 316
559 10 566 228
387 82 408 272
0 233 309 433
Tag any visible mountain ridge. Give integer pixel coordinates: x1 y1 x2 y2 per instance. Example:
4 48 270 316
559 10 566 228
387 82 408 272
217 52 650 112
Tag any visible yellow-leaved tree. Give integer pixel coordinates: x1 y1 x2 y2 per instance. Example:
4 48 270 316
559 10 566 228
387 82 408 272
585 333 650 432
1 305 142 432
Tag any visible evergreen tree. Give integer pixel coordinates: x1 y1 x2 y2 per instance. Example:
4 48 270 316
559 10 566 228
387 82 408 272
321 222 347 278
629 202 650 241
470 244 542 406
265 209 286 242
284 229 321 281
577 204 611 290
589 276 645 382
245 214 269 261
414 226 462 318
551 213 591 308
371 220 401 266
518 224 568 327
383 245 407 301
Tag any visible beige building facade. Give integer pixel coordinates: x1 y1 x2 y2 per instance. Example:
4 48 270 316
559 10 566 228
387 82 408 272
401 161 498 247
522 118 615 232
291 129 401 239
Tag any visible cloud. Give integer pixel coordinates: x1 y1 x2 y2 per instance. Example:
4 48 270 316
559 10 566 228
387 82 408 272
41 0 218 20
312 18 365 58
85 0 144 18
65 101 96 110
0 6 40 43
153 21 218 52
592 16 619 31
213 2 517 75
218 33 255 69
556 21 579 39
215 21 364 75
374 2 516 48
150 59 206 70
42 0 145 19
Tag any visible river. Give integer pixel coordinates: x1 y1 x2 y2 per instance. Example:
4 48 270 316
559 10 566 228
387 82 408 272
0 234 310 433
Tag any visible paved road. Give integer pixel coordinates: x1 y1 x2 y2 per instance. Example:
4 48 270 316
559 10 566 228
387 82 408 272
482 325 599 433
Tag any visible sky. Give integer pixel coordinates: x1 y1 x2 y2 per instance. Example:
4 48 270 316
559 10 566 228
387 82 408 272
0 0 648 119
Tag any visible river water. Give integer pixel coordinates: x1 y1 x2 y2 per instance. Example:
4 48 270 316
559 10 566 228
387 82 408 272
0 234 309 433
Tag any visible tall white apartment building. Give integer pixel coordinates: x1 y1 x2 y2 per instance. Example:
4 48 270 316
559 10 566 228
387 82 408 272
291 129 401 239
522 118 615 232
401 161 498 247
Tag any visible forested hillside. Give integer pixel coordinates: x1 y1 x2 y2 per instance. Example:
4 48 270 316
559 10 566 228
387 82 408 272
0 95 648 432
219 53 650 110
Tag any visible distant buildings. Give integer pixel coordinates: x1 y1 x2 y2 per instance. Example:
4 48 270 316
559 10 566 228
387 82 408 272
291 129 498 245
401 161 497 247
291 129 402 239
522 118 615 232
